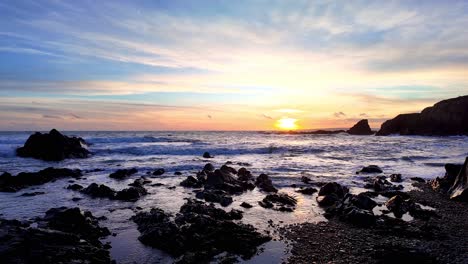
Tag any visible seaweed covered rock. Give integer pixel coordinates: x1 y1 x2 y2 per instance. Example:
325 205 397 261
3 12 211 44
16 129 90 161
132 199 270 262
0 167 82 192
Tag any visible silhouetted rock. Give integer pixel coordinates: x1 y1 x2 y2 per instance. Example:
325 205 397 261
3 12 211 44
80 183 147 201
66 184 83 191
376 95 468 136
316 182 349 207
0 167 82 192
347 119 373 135
180 176 203 188
296 187 318 195
259 193 297 212
255 174 278 193
152 168 165 176
16 129 90 161
430 162 464 193
203 152 213 158
109 168 137 179
195 189 233 206
240 202 253 208
132 199 269 262
114 186 147 201
448 157 468 201
357 165 383 174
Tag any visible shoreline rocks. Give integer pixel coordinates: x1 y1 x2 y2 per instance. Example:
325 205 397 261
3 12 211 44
0 167 82 192
376 95 468 136
109 168 138 179
80 182 147 202
347 119 374 135
16 129 90 161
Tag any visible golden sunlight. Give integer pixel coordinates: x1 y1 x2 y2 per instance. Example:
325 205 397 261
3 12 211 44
275 118 299 130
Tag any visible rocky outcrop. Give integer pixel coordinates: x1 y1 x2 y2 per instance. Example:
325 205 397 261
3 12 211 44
0 208 111 263
376 95 468 136
448 157 468 201
0 167 82 192
347 119 373 135
16 129 90 161
132 199 270 262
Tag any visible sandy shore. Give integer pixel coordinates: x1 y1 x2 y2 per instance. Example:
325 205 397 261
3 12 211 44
281 182 468 263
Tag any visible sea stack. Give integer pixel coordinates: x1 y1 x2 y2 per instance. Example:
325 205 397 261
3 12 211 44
347 119 373 135
376 95 468 136
16 129 90 161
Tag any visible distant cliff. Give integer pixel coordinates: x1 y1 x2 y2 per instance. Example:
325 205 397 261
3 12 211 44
376 95 468 136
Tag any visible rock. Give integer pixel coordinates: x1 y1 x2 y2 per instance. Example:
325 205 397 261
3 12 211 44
203 163 215 172
16 129 90 161
128 177 151 187
132 199 269 262
174 171 182 175
0 214 111 264
259 193 297 212
237 167 254 181
240 202 253 208
316 182 348 207
341 207 376 227
301 176 312 184
357 165 383 174
346 193 377 210
0 167 82 192
180 176 203 188
81 183 116 199
152 168 165 176
410 177 426 183
255 174 278 193
66 184 83 190
376 95 468 136
203 152 213 158
195 189 233 207
364 176 403 192
385 195 410 218
390 174 402 182
296 187 318 195
347 119 373 135
109 168 137 179
114 186 148 201
448 157 468 201
430 163 463 193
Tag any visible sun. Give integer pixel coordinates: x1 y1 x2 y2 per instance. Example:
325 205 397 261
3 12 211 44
275 118 299 130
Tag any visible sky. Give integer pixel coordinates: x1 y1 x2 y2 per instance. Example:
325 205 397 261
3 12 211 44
0 0 467 131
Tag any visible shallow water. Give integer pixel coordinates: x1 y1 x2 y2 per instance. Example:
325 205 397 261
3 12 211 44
0 131 466 263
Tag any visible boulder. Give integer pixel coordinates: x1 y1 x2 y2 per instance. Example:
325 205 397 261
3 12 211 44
152 168 165 176
81 183 116 199
132 199 270 262
240 202 253 208
376 95 468 136
255 174 278 193
195 189 233 206
259 193 297 212
357 165 383 174
114 186 147 201
347 119 373 135
316 182 349 207
109 168 138 179
203 152 213 158
66 184 84 191
448 157 468 201
296 187 318 195
430 162 464 193
180 176 203 188
0 167 82 192
16 129 90 161
390 174 402 182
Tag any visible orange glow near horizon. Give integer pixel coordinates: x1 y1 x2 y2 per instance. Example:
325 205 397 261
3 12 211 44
275 118 299 130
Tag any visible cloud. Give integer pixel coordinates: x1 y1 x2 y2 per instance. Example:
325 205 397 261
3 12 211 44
42 114 62 119
207 115 212 119
359 113 368 117
262 114 273 120
333 112 346 118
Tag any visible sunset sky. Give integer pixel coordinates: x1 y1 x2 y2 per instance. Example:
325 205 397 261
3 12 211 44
1 0 467 131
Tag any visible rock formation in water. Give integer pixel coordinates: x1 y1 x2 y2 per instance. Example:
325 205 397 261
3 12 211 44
376 95 468 136
347 119 374 135
17 129 90 161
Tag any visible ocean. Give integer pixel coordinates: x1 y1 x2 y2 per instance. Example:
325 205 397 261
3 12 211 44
0 131 467 263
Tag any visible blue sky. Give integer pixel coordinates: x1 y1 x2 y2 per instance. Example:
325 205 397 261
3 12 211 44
0 0 467 130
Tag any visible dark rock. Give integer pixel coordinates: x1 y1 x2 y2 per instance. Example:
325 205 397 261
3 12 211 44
203 163 215 172
128 177 151 187
16 129 90 161
410 177 426 183
152 168 165 176
376 95 468 136
240 202 253 208
346 193 377 210
365 176 403 192
114 186 147 201
203 152 213 158
67 184 83 191
237 167 254 181
316 182 349 207
20 191 45 197
195 189 233 207
448 157 468 201
390 174 402 182
260 193 297 211
301 176 312 184
0 167 82 192
109 168 138 179
341 206 376 227
296 187 318 195
385 195 411 218
357 165 383 174
347 119 373 135
180 176 203 188
132 199 269 262
430 162 463 193
174 171 182 175
81 183 116 199
255 174 278 193
0 214 111 264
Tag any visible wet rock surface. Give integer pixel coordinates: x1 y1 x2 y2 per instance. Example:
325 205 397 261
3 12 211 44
132 199 270 263
109 168 137 179
358 165 383 174
255 173 278 193
80 182 147 201
259 193 297 212
0 167 82 192
16 129 90 161
0 208 111 263
283 183 468 264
